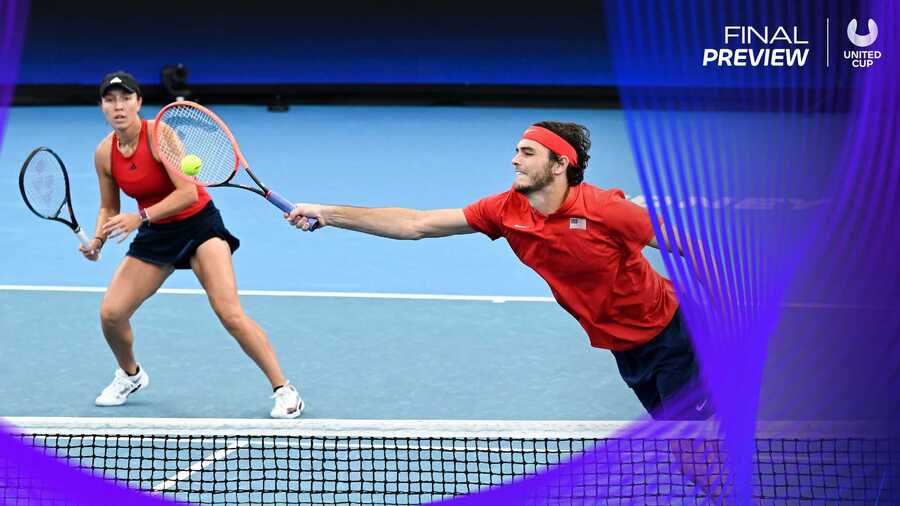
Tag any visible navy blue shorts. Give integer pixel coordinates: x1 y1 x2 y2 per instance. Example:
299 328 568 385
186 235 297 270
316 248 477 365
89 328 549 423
611 309 713 420
126 202 240 270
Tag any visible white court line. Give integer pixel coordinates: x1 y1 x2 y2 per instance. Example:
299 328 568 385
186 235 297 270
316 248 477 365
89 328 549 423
152 439 249 492
0 284 553 303
0 284 888 309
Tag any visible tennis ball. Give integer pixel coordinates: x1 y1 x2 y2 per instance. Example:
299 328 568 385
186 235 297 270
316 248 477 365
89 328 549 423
180 154 202 176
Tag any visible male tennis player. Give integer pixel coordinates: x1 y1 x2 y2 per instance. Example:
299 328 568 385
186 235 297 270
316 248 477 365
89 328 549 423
286 121 711 420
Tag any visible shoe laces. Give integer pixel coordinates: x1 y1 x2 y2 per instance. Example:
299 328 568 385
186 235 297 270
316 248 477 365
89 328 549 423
271 383 298 408
106 369 138 396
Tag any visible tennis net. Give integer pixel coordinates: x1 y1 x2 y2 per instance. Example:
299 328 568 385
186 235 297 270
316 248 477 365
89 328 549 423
1 417 897 505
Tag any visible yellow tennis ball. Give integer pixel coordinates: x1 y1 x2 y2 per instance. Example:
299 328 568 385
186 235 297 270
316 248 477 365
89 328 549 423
180 154 202 176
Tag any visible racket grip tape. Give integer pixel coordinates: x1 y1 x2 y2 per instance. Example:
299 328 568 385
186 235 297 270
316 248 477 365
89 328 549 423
266 190 295 213
75 227 101 259
266 191 320 232
75 228 92 248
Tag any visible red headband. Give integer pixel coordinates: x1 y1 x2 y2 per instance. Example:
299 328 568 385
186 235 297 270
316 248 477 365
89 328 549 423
522 126 578 166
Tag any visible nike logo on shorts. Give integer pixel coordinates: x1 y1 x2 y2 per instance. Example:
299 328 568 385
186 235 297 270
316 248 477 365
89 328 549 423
695 397 709 412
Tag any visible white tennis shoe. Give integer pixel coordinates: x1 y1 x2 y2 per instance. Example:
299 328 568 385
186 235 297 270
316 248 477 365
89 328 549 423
94 364 150 406
270 382 304 419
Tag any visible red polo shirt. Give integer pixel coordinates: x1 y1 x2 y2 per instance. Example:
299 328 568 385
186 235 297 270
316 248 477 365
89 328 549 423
463 183 678 351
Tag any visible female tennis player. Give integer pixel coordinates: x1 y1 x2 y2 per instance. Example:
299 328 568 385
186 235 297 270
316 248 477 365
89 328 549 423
79 71 303 418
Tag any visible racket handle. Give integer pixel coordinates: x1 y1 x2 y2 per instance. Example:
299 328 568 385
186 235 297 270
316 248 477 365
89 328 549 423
266 191 319 232
266 190 295 213
75 227 101 259
75 227 92 248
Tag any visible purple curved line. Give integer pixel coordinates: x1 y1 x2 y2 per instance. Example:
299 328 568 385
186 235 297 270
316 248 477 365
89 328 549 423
1 421 181 505
0 2 181 504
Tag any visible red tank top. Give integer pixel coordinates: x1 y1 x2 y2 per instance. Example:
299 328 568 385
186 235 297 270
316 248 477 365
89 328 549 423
111 119 211 224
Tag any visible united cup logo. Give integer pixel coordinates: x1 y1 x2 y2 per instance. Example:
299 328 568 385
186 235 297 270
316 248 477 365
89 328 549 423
847 19 878 47
844 18 881 67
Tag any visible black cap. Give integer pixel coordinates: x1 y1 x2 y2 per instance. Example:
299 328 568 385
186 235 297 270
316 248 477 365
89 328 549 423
99 71 141 97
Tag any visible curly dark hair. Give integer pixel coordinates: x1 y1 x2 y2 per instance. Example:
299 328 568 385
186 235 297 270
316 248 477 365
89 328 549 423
533 121 591 186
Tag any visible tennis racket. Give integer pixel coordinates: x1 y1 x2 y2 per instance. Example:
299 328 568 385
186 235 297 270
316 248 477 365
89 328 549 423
152 101 319 230
19 147 94 249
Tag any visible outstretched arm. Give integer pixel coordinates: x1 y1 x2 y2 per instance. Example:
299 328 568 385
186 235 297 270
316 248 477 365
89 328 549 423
287 204 475 240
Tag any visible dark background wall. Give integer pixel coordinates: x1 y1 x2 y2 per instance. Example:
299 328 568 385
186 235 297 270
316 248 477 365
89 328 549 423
18 0 612 87
17 0 858 108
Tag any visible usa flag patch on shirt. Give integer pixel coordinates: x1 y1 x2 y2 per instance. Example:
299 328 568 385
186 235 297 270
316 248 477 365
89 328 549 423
569 217 587 230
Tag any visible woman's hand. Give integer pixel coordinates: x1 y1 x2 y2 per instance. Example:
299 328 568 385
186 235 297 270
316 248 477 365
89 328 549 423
102 213 142 243
78 238 103 261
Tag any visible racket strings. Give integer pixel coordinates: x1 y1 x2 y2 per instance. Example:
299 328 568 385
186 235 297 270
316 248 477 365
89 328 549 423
22 153 67 218
156 106 238 185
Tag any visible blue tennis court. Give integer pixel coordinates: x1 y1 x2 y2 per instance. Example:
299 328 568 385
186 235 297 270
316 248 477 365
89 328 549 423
1 105 650 421
4 105 888 506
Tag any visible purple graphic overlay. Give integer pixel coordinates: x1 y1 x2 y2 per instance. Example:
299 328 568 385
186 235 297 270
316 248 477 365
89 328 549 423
446 0 898 504
0 2 174 505
2 0 897 505
607 2 840 500
0 0 27 145
1 421 181 505
759 0 900 440
605 0 897 503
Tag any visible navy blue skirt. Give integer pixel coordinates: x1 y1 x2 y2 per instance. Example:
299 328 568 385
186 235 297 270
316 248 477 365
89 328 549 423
127 202 239 270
